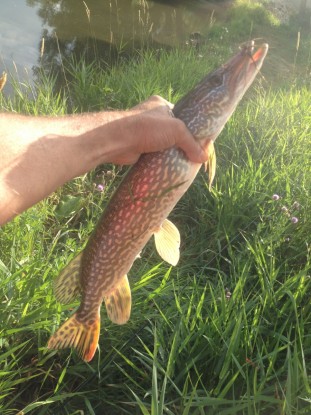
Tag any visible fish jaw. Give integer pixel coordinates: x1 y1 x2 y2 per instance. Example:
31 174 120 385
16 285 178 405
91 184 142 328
173 41 268 141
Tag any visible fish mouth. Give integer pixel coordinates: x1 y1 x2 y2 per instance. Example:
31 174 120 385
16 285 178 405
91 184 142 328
235 40 269 77
251 42 269 64
225 40 269 95
244 40 269 67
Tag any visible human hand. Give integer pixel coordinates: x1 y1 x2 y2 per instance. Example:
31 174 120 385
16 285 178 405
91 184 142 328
103 95 207 165
0 95 208 224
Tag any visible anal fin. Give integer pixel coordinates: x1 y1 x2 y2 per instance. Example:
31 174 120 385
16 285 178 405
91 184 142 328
154 219 180 266
104 275 132 325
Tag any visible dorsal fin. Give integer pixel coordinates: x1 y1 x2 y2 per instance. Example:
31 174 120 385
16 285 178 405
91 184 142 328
54 253 83 304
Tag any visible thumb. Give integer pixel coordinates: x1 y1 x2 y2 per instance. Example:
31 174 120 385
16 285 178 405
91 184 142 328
174 121 209 164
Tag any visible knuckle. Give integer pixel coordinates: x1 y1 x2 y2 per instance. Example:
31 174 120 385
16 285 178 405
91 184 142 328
149 95 162 102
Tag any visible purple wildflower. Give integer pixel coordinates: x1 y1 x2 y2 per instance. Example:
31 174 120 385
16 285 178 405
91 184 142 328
272 194 280 201
291 217 298 224
96 184 105 192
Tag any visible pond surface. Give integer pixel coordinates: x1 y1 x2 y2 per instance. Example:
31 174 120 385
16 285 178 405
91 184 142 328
0 0 226 86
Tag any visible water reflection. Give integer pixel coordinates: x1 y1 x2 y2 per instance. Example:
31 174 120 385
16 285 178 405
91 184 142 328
1 0 220 87
27 0 215 48
0 1 43 80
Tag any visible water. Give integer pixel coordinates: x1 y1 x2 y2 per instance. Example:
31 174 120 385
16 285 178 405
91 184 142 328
0 0 309 92
0 1 43 79
0 0 223 86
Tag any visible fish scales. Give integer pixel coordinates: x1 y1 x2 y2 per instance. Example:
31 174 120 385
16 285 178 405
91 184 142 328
48 41 268 361
80 148 198 294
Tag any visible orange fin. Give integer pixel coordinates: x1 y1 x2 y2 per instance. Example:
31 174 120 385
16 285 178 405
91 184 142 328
47 311 100 362
104 275 131 325
54 253 83 304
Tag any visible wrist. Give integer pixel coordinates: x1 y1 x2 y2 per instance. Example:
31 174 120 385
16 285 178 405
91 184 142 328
76 110 142 166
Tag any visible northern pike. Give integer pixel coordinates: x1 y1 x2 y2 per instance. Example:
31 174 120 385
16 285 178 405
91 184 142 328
48 41 268 361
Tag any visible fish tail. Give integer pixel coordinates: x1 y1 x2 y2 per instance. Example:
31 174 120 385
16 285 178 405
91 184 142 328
47 311 100 362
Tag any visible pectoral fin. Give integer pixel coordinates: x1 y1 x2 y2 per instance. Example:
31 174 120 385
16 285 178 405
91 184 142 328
104 275 132 325
203 140 216 190
154 219 180 266
54 252 83 304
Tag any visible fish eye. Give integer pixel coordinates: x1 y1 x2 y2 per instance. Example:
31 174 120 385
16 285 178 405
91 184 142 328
210 73 224 88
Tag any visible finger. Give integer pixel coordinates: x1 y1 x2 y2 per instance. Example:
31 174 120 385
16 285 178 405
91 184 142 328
133 95 174 113
173 120 209 164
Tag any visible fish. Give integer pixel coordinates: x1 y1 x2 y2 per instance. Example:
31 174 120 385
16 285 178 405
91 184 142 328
47 40 268 362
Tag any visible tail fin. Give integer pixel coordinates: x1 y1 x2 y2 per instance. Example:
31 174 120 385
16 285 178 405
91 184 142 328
47 311 100 362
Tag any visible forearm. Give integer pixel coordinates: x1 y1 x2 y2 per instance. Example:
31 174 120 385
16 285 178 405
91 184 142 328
0 96 206 225
0 111 136 224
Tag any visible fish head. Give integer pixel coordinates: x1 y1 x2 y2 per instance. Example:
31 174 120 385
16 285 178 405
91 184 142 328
173 41 268 143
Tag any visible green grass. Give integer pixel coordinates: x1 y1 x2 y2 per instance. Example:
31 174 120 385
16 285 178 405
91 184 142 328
1 2 311 414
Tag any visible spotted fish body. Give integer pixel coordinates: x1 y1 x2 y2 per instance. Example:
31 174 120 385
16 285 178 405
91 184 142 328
48 41 268 361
